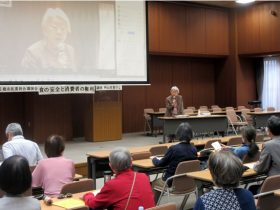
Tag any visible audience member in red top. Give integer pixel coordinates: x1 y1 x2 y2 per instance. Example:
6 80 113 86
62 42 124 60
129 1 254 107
82 147 155 210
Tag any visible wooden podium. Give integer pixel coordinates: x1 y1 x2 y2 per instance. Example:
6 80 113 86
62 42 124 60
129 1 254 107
85 91 122 142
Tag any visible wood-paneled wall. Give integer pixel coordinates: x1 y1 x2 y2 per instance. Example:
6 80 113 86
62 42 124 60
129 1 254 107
237 2 280 55
122 55 217 132
148 1 229 56
1 1 273 141
0 93 73 144
23 94 73 143
0 93 24 144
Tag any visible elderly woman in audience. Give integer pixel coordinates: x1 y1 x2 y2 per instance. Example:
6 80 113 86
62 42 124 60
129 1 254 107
152 122 197 201
231 125 259 160
0 155 40 210
32 135 75 197
193 150 256 210
82 147 155 210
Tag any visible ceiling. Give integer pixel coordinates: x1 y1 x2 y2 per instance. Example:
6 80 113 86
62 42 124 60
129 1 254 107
190 1 258 8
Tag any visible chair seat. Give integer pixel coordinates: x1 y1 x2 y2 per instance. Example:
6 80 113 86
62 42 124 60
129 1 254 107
154 185 196 195
232 122 247 126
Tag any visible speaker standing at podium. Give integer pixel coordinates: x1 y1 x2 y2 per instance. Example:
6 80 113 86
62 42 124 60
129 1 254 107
165 86 184 142
165 86 184 117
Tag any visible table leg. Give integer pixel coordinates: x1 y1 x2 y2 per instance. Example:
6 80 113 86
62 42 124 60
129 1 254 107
87 156 97 190
194 180 204 197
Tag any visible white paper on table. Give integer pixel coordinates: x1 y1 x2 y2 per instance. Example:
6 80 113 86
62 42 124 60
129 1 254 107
150 156 163 160
211 141 222 151
244 162 255 169
92 189 101 196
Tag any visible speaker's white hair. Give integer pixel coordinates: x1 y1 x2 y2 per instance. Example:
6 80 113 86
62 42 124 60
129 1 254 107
170 86 179 93
41 8 71 33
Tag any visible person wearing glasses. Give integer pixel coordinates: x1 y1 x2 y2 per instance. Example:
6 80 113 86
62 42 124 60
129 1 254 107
21 8 76 72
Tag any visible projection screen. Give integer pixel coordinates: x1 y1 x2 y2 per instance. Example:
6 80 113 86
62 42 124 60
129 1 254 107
0 1 148 84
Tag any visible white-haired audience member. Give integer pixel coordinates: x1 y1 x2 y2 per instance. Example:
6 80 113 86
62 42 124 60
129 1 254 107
82 147 155 210
2 123 43 167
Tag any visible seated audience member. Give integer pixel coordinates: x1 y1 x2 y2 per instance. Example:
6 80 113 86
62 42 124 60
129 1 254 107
231 126 259 160
194 151 256 210
2 123 43 167
254 116 280 176
82 147 155 210
152 122 197 201
32 135 75 197
0 155 40 210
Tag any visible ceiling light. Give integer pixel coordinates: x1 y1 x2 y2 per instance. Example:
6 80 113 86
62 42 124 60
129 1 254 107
236 0 255 4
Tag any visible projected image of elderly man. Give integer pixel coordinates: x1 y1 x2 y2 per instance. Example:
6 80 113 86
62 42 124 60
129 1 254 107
21 8 76 72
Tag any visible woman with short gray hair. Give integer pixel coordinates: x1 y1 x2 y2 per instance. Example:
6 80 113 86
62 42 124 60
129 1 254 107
83 147 155 210
109 147 131 172
194 151 256 210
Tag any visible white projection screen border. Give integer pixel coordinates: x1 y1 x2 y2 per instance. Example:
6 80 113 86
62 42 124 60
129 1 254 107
0 1 148 84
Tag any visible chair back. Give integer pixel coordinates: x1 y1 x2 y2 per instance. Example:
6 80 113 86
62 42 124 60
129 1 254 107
199 106 208 111
256 134 264 143
144 108 154 120
60 179 94 194
257 175 280 210
227 136 243 146
187 106 196 111
225 106 234 110
254 107 263 112
30 165 36 173
241 108 252 124
204 139 221 149
184 108 194 115
131 151 151 160
212 107 222 113
211 105 220 109
147 203 176 210
237 105 246 110
243 150 260 164
159 107 166 113
149 146 168 156
200 110 211 116
267 107 275 111
171 160 200 194
226 109 239 123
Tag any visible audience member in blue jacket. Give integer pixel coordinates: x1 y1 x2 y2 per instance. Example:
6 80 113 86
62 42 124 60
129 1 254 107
193 150 256 210
152 122 197 202
231 126 259 160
